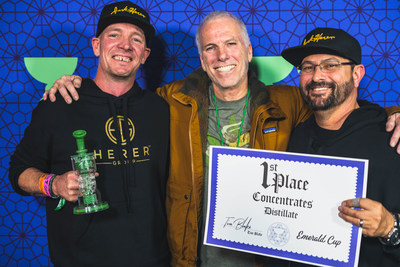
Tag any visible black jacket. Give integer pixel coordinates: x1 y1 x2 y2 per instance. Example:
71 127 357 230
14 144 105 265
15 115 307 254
9 79 170 266
280 100 400 267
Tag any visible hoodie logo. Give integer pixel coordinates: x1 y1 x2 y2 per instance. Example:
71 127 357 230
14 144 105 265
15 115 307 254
105 116 135 145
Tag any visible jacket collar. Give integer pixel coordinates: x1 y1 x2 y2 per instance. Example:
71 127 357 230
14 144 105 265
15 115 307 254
177 68 284 118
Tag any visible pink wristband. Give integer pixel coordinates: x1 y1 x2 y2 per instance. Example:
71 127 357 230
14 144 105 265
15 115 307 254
43 174 55 197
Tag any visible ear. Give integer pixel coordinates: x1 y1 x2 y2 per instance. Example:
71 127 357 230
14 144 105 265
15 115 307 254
141 48 151 64
92 37 100 57
247 43 253 62
352 64 365 88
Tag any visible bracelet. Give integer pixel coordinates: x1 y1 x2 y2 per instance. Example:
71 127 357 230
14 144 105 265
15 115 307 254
42 174 58 198
43 174 53 197
48 175 59 198
385 221 396 239
379 212 400 246
39 173 64 211
38 173 48 195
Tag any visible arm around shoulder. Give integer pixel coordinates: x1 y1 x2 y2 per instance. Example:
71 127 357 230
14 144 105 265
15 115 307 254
384 106 400 116
156 79 185 101
384 106 400 153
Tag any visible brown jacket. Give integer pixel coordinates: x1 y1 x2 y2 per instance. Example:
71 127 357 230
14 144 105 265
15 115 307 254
157 68 312 266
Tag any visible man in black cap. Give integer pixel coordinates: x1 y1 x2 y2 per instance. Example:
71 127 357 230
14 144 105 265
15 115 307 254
9 1 170 266
267 27 400 266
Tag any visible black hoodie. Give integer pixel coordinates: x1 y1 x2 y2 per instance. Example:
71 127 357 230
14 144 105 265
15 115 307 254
267 100 400 266
9 79 170 266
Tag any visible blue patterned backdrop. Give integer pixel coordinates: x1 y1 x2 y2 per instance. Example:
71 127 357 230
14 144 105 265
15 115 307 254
1 0 400 265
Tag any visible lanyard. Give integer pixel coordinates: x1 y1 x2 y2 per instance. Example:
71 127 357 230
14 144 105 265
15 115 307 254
213 89 250 147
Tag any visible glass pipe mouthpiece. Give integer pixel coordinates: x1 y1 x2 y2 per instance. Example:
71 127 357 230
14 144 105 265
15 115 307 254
73 130 88 154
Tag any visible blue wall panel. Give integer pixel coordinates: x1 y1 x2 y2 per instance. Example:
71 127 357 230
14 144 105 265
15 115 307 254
1 0 399 265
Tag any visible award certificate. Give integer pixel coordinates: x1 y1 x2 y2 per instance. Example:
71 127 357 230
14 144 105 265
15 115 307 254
204 146 368 267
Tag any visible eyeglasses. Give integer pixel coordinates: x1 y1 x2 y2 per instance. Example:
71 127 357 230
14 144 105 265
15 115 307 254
297 61 354 75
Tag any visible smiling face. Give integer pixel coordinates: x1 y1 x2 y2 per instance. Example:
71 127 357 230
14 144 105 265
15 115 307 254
299 54 363 111
198 16 253 96
92 23 150 83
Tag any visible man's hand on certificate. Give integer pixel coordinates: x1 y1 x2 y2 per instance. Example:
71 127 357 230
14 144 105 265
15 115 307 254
338 198 394 238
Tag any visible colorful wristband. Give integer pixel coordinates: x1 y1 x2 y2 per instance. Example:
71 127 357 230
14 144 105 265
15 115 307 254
43 174 54 197
48 175 58 198
38 173 48 195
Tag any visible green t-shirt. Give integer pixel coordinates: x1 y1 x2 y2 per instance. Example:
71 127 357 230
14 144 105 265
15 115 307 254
205 86 251 165
200 86 253 266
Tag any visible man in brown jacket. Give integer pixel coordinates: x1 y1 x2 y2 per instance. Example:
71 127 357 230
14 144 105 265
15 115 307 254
44 11 400 267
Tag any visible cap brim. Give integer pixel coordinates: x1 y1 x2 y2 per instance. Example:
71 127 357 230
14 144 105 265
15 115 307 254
281 45 348 67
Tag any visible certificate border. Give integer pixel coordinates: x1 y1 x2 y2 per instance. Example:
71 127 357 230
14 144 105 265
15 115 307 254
205 146 368 267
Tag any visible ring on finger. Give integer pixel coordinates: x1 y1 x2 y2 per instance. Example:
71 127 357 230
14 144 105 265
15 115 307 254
359 219 363 228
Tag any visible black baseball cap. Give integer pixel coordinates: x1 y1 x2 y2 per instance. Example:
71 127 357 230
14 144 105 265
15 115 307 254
96 1 155 46
281 27 361 67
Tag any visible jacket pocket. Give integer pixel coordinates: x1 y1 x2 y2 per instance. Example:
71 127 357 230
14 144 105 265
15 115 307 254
166 181 193 257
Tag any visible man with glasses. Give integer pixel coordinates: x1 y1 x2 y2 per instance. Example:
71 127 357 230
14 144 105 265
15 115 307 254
263 27 400 266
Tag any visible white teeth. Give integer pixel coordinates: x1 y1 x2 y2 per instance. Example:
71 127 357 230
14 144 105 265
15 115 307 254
313 87 329 91
216 65 235 72
113 56 131 62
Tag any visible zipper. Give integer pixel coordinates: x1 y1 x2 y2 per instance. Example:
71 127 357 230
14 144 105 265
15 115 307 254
172 92 200 258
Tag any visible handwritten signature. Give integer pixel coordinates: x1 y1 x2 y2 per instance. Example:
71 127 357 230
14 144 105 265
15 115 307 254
223 216 252 232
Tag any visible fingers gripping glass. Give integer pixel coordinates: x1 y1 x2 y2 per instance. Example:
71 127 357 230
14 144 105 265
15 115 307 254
297 61 354 75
